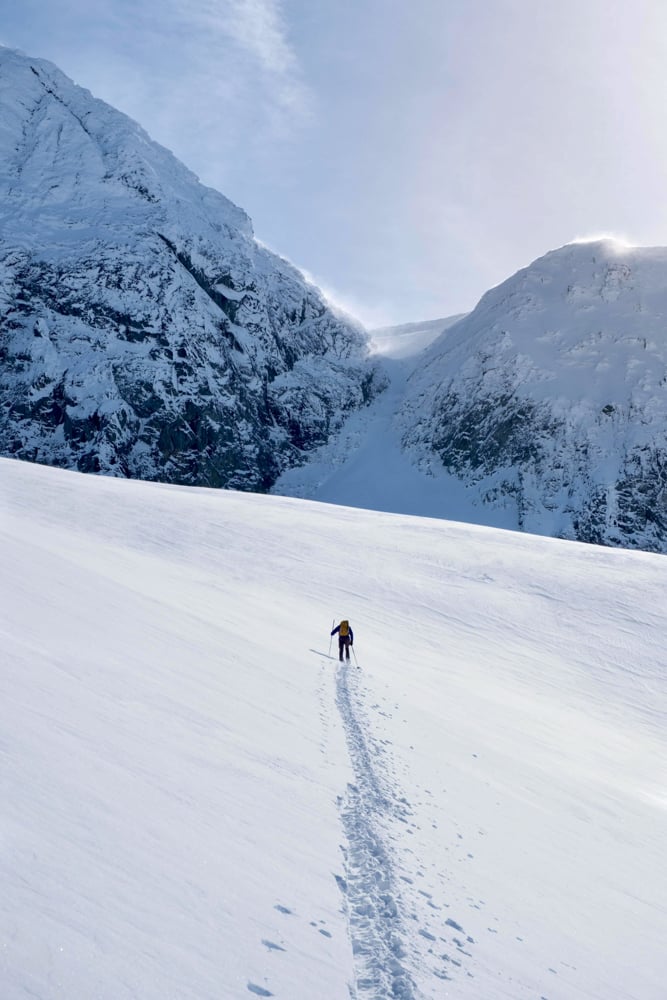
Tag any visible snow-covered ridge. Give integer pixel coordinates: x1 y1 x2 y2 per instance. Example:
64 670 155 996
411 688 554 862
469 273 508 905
0 47 383 489
2 456 666 999
0 47 251 242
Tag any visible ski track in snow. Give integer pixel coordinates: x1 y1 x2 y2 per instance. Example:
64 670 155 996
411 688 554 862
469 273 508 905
334 660 420 1000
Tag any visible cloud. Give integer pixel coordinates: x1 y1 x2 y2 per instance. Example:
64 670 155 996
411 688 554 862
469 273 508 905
42 0 314 195
168 0 312 130
224 0 297 76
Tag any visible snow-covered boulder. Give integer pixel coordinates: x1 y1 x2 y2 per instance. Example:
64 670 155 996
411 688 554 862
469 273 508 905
0 47 383 489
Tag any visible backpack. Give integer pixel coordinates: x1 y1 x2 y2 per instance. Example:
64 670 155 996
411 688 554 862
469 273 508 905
339 620 349 637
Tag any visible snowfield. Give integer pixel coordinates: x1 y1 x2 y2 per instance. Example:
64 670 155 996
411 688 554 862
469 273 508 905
1 457 665 999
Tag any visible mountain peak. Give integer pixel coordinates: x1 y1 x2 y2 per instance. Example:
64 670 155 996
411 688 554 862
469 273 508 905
397 233 667 550
0 45 253 243
0 48 381 491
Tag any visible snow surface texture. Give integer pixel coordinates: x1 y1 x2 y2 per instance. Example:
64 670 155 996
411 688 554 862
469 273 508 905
278 240 667 553
0 47 382 490
2 456 666 999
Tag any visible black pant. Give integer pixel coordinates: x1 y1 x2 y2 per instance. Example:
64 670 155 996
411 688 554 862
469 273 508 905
339 635 351 661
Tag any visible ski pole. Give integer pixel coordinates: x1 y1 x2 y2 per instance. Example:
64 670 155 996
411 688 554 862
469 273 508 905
351 645 359 668
328 618 335 658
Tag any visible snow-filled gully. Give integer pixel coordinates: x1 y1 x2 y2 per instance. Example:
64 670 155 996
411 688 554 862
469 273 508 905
335 662 418 1000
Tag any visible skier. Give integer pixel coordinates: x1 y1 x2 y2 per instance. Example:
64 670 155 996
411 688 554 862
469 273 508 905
331 620 354 662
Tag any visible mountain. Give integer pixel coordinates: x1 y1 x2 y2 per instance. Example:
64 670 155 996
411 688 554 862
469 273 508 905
0 47 383 490
4 48 667 554
399 239 667 550
3 455 665 999
278 239 667 553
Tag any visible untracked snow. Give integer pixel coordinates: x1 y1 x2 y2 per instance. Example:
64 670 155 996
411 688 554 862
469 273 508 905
1 457 666 999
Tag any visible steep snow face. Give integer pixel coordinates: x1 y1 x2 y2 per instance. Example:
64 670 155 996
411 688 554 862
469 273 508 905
400 239 667 551
0 47 382 489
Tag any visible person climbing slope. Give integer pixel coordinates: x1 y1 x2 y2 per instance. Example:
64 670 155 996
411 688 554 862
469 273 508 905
331 619 354 662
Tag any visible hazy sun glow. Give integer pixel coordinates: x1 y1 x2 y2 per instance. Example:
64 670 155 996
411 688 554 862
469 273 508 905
571 233 636 249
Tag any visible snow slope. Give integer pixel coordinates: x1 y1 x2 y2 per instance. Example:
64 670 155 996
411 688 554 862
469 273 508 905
272 355 509 526
1 456 665 999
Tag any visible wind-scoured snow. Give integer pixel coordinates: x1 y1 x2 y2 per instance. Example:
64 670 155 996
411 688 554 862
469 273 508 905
2 456 665 999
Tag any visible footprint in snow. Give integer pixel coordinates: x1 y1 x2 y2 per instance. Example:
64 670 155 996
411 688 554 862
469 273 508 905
334 874 348 895
274 904 293 915
261 940 286 952
247 984 273 997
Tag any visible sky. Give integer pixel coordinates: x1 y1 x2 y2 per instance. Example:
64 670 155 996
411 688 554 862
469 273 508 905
4 0 667 326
